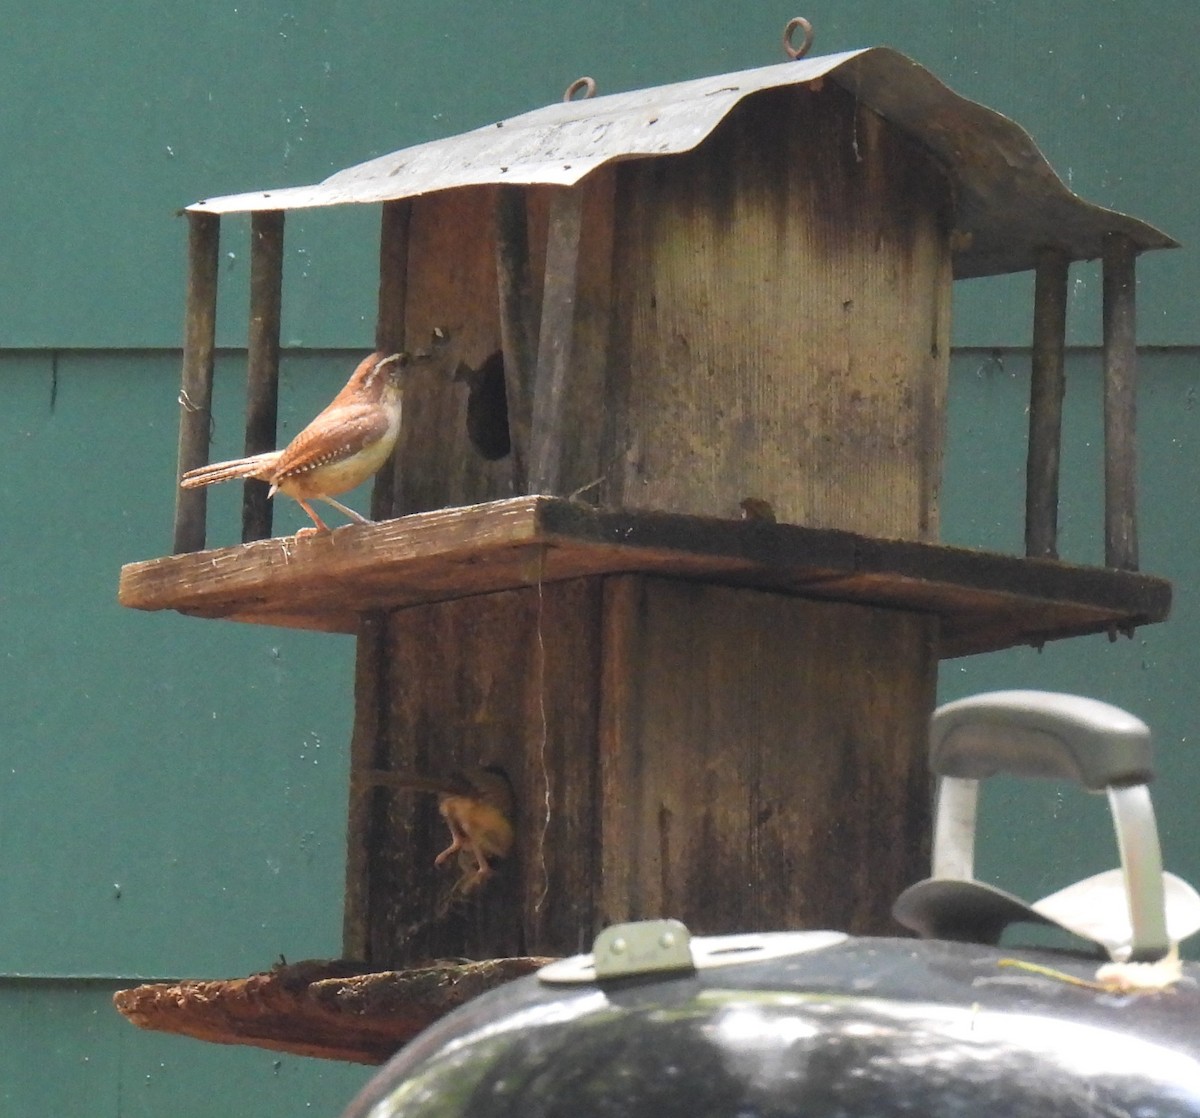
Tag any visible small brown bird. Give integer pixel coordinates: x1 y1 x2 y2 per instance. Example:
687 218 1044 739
357 765 516 893
180 351 413 533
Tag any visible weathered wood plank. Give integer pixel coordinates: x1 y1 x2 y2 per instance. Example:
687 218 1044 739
242 210 285 543
598 577 936 936
1026 247 1068 559
494 185 538 491
541 168 616 505
372 199 412 521
113 956 550 1065
605 84 953 537
172 212 221 554
120 497 1171 656
529 186 584 494
344 612 390 961
1103 231 1139 572
365 579 602 966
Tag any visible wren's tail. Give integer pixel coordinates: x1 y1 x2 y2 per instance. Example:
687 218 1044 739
179 450 281 489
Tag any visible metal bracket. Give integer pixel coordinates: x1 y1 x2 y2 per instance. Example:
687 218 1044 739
539 920 848 985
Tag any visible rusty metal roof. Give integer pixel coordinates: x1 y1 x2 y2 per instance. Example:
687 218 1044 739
188 47 1175 279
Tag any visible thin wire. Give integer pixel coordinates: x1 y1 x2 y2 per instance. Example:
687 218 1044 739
533 552 551 918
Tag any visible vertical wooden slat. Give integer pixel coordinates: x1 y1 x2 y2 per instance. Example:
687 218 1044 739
172 211 221 554
343 612 391 963
495 185 538 492
529 187 584 495
242 210 285 543
1025 247 1069 559
371 199 411 521
556 168 617 503
1103 232 1139 571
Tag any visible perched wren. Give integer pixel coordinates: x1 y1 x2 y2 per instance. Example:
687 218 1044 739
180 350 415 533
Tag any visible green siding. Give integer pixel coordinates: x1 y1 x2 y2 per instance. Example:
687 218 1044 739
0 0 1193 348
0 354 356 977
0 981 365 1116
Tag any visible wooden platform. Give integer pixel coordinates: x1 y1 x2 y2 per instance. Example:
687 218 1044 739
113 957 550 1065
119 497 1171 658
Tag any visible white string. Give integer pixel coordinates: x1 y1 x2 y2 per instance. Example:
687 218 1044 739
533 553 551 918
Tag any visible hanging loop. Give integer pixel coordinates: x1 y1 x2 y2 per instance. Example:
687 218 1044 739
782 17 815 60
563 76 597 102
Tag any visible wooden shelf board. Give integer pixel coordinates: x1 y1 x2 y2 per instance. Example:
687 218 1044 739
113 956 551 1065
118 497 1171 658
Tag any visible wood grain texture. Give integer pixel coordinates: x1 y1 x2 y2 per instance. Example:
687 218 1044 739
172 211 221 554
550 168 616 503
242 210 285 543
120 497 1171 656
362 578 602 966
343 612 390 961
372 199 411 521
605 83 952 537
113 956 550 1065
1103 231 1139 572
494 185 538 489
529 185 584 494
1026 247 1069 559
598 576 937 937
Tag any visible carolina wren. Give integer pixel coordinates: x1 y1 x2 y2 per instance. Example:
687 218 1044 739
180 351 413 533
356 765 516 893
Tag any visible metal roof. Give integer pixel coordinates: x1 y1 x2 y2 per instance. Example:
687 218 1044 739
188 47 1176 279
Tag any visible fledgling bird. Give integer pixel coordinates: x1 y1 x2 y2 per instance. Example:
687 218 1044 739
357 765 516 894
179 350 414 533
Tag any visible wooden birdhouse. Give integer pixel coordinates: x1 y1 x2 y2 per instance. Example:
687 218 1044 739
118 29 1175 1062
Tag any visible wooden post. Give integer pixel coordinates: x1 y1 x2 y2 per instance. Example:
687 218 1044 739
372 199 411 521
242 211 285 543
529 187 584 495
172 211 220 555
495 186 538 493
1025 248 1069 559
1103 232 1139 571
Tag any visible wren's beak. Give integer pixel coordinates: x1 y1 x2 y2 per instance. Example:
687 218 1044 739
384 327 448 375
376 351 420 385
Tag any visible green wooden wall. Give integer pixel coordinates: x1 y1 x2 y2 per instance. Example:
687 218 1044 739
1 1 1196 1114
